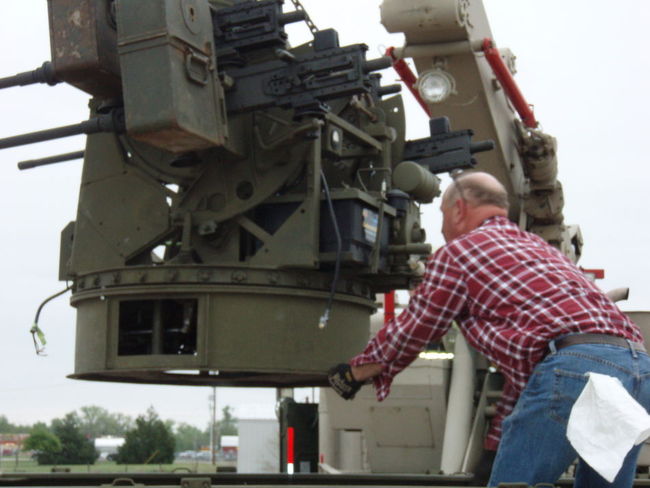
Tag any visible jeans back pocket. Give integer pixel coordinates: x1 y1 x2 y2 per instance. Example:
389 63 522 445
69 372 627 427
550 368 588 424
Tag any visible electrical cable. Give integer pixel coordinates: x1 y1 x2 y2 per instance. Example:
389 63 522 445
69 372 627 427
30 285 72 356
318 170 342 329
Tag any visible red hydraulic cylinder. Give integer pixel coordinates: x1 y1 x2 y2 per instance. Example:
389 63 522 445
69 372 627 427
385 47 432 117
482 38 538 128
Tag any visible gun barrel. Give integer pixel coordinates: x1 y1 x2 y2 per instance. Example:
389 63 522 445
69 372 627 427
470 140 495 154
0 112 123 150
280 11 306 26
0 61 60 90
377 84 402 97
18 150 84 171
363 56 392 73
0 123 86 150
388 244 432 255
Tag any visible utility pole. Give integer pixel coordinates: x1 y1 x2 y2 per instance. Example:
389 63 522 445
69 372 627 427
209 387 217 466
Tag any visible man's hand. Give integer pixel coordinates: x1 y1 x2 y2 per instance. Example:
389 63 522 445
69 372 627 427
327 363 364 400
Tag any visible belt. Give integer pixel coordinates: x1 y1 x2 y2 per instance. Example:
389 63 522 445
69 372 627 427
551 333 646 354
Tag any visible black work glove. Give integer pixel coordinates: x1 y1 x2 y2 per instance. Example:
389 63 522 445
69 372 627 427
327 363 364 400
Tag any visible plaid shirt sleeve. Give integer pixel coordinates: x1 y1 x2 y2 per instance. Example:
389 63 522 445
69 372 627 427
350 246 468 400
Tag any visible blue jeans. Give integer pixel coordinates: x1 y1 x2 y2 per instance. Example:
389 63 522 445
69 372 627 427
489 342 650 487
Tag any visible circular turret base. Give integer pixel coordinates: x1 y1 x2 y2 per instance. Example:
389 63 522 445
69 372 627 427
68 265 374 387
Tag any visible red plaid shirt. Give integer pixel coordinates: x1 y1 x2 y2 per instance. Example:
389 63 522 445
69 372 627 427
351 215 641 450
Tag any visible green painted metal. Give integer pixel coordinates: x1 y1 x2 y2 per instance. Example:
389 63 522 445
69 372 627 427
0 0 489 387
69 272 373 386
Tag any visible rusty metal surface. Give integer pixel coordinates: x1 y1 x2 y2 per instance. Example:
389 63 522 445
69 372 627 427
47 0 121 96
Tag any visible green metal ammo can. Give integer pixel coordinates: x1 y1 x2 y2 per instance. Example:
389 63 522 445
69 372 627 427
117 0 228 153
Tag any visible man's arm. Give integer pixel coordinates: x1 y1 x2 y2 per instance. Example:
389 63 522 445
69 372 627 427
330 246 468 401
351 363 382 382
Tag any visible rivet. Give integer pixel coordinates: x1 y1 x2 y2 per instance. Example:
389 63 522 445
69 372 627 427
231 271 247 283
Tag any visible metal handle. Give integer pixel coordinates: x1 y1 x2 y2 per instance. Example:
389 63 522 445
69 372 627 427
185 50 210 86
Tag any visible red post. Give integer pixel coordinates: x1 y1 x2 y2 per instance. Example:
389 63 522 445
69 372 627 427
287 426 295 474
481 38 538 128
384 291 396 325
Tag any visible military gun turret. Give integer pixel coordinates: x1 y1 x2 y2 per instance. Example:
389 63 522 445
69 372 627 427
0 0 492 387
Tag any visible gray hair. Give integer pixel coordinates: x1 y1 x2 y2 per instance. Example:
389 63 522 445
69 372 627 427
446 171 510 210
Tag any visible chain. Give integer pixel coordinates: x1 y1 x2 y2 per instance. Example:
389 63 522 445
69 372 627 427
289 0 318 35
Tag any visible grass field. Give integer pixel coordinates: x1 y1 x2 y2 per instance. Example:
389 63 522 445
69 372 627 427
0 458 235 474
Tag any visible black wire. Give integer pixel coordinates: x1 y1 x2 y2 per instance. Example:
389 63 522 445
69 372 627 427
31 285 72 355
33 285 72 325
319 170 342 328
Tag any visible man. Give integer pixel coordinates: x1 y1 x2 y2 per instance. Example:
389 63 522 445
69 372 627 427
328 171 650 487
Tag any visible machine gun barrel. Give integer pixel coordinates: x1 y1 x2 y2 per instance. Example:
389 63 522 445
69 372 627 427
279 10 306 25
0 61 60 90
363 56 392 73
0 111 124 150
18 150 84 171
470 140 495 154
377 84 402 97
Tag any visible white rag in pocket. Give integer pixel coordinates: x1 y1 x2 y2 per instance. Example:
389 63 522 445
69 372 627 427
566 372 650 482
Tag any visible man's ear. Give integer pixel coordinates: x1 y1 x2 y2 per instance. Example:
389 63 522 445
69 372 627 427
453 197 467 222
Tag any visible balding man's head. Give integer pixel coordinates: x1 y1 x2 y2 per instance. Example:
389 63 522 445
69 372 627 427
440 171 510 242
443 171 510 211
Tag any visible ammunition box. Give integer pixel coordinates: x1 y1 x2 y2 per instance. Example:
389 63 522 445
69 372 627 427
117 0 228 153
47 0 121 97
319 198 391 269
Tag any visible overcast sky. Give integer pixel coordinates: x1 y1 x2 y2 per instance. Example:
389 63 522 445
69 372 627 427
1 1 649 429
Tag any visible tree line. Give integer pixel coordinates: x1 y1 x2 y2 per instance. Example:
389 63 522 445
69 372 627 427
1 405 237 465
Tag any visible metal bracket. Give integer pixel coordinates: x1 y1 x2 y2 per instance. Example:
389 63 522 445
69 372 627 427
100 478 144 488
180 478 211 488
